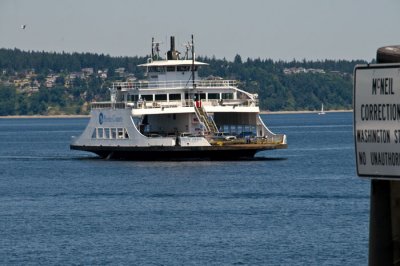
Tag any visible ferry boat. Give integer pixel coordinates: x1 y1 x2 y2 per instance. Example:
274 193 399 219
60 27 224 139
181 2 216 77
70 36 287 160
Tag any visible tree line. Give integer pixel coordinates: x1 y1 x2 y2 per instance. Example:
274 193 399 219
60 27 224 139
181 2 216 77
0 48 369 115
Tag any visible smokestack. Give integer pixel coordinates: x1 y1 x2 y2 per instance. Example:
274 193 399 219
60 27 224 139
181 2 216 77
170 36 175 52
167 36 179 60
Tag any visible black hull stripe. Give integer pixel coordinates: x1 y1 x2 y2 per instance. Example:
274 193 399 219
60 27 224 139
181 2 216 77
70 144 287 160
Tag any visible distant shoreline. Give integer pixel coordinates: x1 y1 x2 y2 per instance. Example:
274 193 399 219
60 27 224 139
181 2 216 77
260 109 353 114
0 110 353 119
0 115 90 119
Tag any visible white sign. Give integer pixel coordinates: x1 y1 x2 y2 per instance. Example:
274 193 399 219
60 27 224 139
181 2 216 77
354 63 400 178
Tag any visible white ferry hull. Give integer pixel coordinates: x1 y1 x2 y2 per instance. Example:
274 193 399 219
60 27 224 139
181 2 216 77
70 107 287 160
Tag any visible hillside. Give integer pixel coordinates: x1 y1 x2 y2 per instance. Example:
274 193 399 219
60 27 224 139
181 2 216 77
0 48 369 115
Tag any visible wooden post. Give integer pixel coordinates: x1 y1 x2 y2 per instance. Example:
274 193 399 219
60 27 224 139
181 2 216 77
391 181 400 264
368 46 400 265
369 179 392 265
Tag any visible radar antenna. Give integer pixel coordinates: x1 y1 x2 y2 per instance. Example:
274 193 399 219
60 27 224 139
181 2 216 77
151 37 162 60
183 41 193 60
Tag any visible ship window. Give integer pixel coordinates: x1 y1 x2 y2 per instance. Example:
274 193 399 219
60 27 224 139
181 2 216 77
90 127 129 139
92 128 106 139
142 95 153 101
222 93 233 99
166 66 175 72
185 93 195 101
149 67 165 73
129 95 138 102
117 128 124 139
169 94 181 100
104 128 110 139
177 66 190 72
155 94 167 101
208 93 219 99
98 128 104 138
111 128 117 139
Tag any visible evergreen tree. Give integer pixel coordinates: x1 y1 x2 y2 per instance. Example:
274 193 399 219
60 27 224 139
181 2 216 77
0 85 16 115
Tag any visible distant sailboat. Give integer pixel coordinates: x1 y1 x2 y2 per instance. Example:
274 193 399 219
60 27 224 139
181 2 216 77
318 104 326 115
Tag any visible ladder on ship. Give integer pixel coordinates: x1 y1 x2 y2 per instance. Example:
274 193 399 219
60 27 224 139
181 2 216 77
194 104 219 134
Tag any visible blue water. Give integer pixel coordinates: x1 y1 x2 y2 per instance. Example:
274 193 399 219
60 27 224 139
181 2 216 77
0 113 369 265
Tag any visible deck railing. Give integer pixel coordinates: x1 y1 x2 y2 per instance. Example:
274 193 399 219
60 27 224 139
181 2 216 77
112 80 237 90
91 98 258 110
91 102 126 109
209 134 286 145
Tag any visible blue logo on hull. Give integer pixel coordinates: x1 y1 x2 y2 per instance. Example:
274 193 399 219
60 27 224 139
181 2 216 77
99 112 104 125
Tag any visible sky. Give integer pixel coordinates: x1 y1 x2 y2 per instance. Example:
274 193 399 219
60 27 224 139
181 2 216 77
0 0 399 61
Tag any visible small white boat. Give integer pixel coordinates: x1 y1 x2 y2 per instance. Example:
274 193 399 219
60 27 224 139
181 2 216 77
318 104 326 115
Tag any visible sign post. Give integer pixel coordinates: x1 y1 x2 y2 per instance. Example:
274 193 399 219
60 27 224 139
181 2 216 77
354 50 400 265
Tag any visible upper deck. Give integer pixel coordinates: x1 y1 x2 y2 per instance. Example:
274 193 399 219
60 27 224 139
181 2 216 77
94 36 259 111
93 78 259 112
138 59 208 68
112 79 237 91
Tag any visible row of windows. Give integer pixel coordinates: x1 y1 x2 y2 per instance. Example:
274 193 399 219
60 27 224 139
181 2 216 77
193 93 233 100
91 127 129 139
129 94 180 102
148 66 197 73
128 93 233 102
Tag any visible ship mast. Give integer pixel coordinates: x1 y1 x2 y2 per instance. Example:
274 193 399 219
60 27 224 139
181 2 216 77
151 37 161 60
151 37 154 59
191 34 196 91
